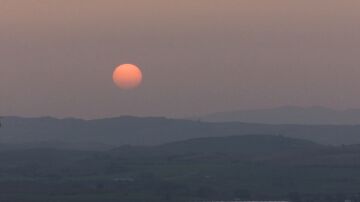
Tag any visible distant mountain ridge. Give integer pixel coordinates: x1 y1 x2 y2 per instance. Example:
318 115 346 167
3 115 360 149
199 106 360 125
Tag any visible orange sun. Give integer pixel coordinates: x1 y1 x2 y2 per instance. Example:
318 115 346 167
112 64 143 90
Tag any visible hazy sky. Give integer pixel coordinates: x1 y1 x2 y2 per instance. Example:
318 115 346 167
1 0 360 119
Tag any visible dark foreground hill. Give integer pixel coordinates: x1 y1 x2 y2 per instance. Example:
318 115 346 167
3 116 360 150
0 135 360 202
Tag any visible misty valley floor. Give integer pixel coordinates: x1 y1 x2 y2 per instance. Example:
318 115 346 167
0 135 360 202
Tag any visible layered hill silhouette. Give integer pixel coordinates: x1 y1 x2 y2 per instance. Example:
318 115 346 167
112 134 322 159
3 116 360 150
154 134 321 156
1 134 359 173
113 135 360 167
200 106 360 125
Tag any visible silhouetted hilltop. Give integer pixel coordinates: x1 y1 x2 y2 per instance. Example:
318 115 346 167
200 106 360 125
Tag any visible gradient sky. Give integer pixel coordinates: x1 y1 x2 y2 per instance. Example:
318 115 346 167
1 0 360 119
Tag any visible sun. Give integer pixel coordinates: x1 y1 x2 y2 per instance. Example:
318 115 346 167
112 64 143 90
